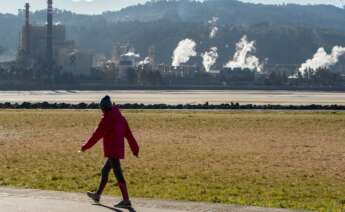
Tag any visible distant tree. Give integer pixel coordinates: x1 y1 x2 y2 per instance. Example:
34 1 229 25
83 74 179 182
310 68 342 86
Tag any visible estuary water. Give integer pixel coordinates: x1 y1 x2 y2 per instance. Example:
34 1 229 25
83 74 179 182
0 90 344 105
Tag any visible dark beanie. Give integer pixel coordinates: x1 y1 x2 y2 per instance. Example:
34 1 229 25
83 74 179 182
100 95 112 110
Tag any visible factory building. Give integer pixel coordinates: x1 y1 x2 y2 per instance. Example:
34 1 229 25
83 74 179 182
102 43 140 80
221 68 256 84
112 43 130 63
17 0 93 77
263 64 299 76
157 64 200 78
56 49 93 76
18 24 74 64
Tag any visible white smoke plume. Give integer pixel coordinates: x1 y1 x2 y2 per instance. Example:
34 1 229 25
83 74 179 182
138 57 152 66
208 17 219 39
208 17 219 25
298 46 345 75
122 51 140 58
202 47 218 72
224 35 263 72
210 27 219 39
172 38 197 67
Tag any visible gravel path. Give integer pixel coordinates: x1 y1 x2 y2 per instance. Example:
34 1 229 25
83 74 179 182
0 187 306 212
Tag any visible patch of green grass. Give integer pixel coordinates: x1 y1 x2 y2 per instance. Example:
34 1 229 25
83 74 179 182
0 110 345 211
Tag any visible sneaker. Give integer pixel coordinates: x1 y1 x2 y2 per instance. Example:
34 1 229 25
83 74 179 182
86 191 100 202
114 200 132 208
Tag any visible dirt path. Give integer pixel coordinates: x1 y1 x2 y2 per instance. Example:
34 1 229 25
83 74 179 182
0 187 305 212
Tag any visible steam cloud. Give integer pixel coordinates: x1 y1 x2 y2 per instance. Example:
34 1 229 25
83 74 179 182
172 38 197 67
208 17 219 25
208 17 219 39
202 47 218 72
210 27 219 39
138 57 152 66
224 35 263 72
299 46 345 75
122 51 140 58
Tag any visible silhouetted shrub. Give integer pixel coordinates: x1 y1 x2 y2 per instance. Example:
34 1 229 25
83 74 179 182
0 101 344 110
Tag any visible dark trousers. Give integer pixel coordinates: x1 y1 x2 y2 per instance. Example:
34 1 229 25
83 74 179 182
96 158 126 195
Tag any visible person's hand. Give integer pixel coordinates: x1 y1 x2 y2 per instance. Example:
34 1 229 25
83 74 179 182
134 152 139 158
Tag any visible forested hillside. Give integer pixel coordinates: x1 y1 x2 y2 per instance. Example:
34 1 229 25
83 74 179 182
1 0 345 66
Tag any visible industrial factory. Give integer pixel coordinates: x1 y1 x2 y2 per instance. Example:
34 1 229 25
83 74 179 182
0 0 343 89
16 0 93 79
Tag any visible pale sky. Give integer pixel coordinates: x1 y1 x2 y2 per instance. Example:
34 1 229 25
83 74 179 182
0 0 343 15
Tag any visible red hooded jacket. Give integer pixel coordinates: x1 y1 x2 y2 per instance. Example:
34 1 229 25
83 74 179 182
82 106 139 159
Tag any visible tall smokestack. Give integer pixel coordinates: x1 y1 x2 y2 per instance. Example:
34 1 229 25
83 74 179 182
24 3 31 56
25 3 29 28
47 0 53 66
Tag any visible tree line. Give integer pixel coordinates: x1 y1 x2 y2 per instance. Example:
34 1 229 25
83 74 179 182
0 101 344 111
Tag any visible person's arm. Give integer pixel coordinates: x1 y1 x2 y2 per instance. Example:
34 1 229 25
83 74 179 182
125 121 139 157
81 116 107 152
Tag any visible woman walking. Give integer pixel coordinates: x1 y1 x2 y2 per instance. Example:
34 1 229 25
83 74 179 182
81 95 139 208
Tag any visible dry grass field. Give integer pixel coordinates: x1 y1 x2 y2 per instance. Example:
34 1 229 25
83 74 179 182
0 109 345 211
